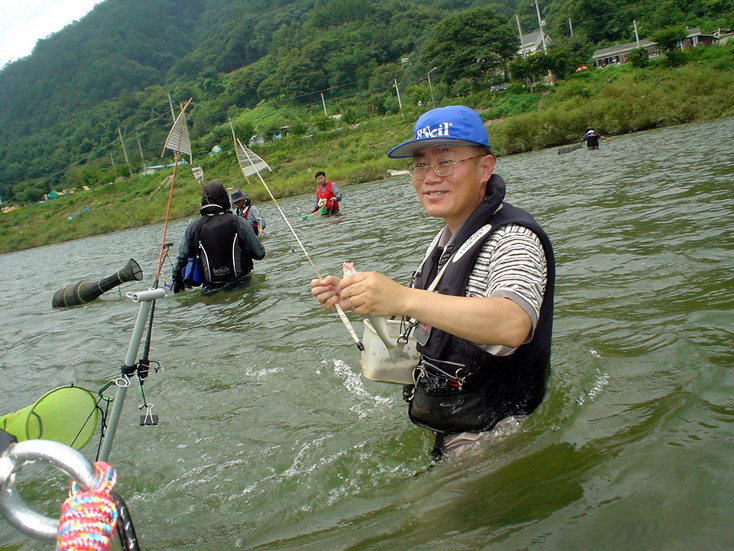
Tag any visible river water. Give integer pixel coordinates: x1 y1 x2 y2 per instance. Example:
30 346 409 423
1 117 733 550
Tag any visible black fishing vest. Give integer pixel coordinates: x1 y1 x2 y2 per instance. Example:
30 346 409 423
408 186 555 434
195 213 253 284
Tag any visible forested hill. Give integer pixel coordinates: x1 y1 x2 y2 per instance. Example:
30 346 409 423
1 0 731 204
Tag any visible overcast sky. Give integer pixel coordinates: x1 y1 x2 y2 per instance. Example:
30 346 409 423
0 0 101 67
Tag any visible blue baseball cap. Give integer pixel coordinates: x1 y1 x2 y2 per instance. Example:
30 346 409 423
387 105 490 159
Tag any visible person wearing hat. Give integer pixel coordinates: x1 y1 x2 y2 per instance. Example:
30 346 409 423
581 127 607 149
172 181 265 293
231 189 265 236
311 171 342 214
310 105 555 458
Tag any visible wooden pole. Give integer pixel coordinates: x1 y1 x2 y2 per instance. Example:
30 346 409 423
535 0 547 53
118 127 133 178
516 15 525 57
137 138 146 172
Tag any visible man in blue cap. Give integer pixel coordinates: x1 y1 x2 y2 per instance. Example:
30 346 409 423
311 105 555 458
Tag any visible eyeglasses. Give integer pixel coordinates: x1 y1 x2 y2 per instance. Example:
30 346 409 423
409 155 484 180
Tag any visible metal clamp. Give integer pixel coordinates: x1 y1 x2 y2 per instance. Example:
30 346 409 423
0 439 96 541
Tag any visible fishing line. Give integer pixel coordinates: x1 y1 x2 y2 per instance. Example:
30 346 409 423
253 169 364 349
230 125 364 350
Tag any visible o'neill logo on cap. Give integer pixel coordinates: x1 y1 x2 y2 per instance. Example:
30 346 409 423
416 122 452 140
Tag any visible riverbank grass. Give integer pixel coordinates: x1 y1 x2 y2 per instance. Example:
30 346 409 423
2 43 733 255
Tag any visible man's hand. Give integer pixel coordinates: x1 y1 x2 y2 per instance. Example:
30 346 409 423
311 275 348 312
339 271 406 317
172 271 185 294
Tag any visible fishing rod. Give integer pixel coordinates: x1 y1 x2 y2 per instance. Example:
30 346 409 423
136 97 195 422
230 124 364 351
154 97 193 286
98 100 193 461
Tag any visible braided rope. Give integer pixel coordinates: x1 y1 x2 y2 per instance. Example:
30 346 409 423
57 462 119 551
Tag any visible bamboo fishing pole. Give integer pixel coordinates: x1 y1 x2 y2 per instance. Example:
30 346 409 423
154 97 193 286
231 127 364 351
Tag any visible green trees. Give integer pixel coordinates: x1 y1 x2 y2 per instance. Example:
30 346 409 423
651 26 689 66
508 55 551 88
1 0 733 204
627 47 650 68
421 8 517 90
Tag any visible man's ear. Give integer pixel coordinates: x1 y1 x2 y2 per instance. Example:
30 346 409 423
481 154 496 181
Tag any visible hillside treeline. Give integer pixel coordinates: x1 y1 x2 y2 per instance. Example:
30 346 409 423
1 42 733 254
0 0 732 203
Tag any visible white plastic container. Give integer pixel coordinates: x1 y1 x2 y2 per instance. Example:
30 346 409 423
360 319 419 385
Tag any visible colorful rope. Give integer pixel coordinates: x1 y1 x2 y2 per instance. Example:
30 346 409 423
57 461 119 551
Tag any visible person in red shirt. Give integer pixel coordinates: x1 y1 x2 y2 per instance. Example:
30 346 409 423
312 171 342 214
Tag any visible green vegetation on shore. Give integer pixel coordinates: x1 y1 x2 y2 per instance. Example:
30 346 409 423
2 43 733 255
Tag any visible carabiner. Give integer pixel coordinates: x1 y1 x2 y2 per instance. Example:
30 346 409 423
0 439 96 541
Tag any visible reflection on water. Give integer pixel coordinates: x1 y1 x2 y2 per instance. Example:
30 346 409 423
1 118 733 550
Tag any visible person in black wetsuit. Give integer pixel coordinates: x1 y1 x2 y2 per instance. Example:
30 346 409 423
172 181 265 293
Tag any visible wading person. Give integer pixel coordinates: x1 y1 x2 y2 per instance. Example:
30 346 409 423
173 181 265 293
582 127 607 149
231 189 266 236
310 106 555 458
311 171 342 214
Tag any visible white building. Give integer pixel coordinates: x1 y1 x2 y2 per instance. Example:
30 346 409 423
519 30 551 56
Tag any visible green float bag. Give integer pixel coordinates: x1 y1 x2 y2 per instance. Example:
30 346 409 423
0 385 98 450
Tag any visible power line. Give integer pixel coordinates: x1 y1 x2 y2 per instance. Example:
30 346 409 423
3 108 173 204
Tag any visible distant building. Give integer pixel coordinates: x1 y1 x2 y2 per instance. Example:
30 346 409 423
680 27 718 48
716 29 733 45
248 135 265 147
593 27 720 67
592 39 659 67
518 30 551 56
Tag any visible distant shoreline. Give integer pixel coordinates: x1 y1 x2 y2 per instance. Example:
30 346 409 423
3 45 733 255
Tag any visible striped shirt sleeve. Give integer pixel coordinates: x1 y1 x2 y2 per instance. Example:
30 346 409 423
466 224 547 350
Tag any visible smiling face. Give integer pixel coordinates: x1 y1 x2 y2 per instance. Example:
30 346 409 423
411 145 495 232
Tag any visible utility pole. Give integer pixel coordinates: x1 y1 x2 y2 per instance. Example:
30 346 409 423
427 67 438 108
167 92 176 122
118 127 133 178
535 0 547 53
535 0 553 85
393 79 403 113
633 20 641 47
320 92 328 116
137 138 146 173
516 14 525 57
568 18 574 38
